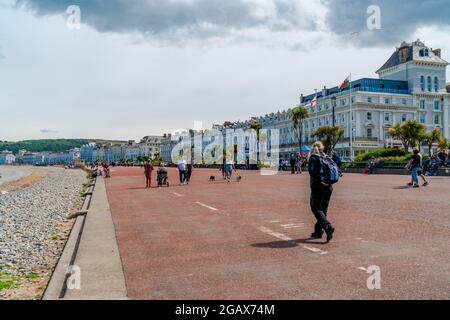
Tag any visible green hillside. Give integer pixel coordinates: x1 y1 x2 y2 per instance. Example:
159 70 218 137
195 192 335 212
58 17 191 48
0 139 125 154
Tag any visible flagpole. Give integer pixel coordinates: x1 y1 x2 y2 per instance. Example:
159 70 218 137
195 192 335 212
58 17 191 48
349 73 353 160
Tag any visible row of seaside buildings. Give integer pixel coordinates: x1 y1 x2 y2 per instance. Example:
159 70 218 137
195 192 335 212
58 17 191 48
1 40 449 165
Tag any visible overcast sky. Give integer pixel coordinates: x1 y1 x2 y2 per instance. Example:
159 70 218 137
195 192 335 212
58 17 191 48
1 0 449 141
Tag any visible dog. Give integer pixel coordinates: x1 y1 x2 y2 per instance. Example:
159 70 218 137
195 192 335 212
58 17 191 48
209 176 216 182
236 176 242 182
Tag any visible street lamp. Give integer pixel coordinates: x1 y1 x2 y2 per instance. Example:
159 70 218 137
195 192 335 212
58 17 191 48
331 96 336 127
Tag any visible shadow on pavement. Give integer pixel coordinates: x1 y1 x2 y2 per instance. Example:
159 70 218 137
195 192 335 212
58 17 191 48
252 238 327 249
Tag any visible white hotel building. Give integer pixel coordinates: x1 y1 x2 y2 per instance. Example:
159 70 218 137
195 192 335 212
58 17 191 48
233 40 450 160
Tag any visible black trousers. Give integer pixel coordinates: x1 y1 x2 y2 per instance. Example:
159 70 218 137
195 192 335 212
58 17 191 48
179 170 186 183
310 183 333 235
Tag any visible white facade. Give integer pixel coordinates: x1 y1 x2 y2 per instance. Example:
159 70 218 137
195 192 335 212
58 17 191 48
0 151 15 164
231 40 450 159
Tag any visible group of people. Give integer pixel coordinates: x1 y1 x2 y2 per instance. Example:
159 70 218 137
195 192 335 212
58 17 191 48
89 162 111 178
405 148 429 188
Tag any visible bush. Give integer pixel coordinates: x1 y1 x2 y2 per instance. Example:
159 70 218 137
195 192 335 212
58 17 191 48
354 148 408 162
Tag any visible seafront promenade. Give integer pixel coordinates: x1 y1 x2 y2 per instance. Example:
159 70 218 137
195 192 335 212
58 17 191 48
49 167 450 300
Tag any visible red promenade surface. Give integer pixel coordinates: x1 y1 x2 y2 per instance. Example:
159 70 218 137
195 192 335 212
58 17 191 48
105 167 450 299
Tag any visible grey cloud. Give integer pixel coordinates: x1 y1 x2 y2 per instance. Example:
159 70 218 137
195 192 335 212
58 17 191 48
15 0 450 47
16 0 320 38
324 0 450 47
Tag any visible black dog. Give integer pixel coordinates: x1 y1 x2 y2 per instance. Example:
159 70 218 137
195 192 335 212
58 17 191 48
209 176 216 182
236 176 242 182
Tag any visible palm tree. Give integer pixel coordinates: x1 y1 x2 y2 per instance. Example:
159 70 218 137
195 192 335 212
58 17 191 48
422 128 441 157
401 120 426 151
388 123 407 150
388 121 426 151
438 138 450 151
290 106 309 153
311 126 344 154
249 121 262 163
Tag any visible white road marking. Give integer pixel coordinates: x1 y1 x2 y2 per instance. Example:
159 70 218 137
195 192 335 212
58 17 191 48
280 224 296 227
283 225 304 229
259 227 328 255
259 227 292 241
358 267 367 271
269 220 280 223
303 246 328 255
195 201 218 212
172 192 184 197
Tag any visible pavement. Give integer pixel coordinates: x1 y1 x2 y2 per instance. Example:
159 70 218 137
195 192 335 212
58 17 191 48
63 176 128 300
104 167 450 300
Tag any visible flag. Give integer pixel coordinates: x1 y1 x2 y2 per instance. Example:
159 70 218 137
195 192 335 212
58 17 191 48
339 75 351 90
306 96 317 108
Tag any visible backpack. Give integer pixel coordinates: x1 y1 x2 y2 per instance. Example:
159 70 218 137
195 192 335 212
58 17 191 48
319 154 340 185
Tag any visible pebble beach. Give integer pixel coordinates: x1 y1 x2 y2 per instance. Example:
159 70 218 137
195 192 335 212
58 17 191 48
0 166 86 299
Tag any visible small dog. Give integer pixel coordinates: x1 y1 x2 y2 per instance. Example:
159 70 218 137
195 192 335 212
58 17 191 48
236 176 242 182
209 176 216 182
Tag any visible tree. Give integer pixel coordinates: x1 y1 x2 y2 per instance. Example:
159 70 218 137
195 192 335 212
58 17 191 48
249 121 262 163
388 120 426 151
311 126 344 154
290 106 309 152
422 128 441 157
438 138 450 151
401 120 426 151
388 123 408 150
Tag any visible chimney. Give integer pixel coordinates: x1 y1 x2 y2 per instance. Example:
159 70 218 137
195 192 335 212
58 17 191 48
398 42 409 64
322 86 327 97
433 48 441 58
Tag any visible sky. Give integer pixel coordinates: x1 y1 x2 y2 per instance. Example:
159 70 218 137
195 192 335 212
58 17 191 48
1 0 450 141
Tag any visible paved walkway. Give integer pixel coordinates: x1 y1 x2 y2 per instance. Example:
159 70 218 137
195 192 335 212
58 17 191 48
105 167 450 299
64 177 127 300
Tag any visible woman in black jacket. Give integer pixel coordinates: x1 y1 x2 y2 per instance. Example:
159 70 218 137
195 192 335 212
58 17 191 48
308 141 335 243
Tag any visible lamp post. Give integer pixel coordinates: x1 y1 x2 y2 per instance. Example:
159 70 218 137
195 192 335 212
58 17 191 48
331 96 336 127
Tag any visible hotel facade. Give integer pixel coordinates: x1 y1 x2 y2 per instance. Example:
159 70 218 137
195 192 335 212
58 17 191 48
233 40 450 160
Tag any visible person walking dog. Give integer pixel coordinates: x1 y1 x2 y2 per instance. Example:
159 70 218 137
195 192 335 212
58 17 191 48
308 141 339 243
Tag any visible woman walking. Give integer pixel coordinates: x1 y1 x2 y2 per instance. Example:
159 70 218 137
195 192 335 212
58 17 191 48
406 148 422 188
144 160 154 188
308 141 335 243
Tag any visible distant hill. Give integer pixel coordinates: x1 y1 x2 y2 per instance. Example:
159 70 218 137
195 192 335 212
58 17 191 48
0 139 126 154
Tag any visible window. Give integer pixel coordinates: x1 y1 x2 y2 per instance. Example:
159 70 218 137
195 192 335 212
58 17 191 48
368 97 372 103
384 113 390 122
420 100 426 109
384 98 390 104
419 112 426 124
402 114 407 122
434 76 439 92
434 100 440 111
367 112 372 121
341 99 346 106
367 128 373 137
325 103 329 110
419 48 429 57
402 98 407 105
420 76 425 91
434 115 440 125
427 76 432 92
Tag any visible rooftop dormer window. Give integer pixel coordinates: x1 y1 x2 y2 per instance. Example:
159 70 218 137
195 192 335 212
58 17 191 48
419 48 429 57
